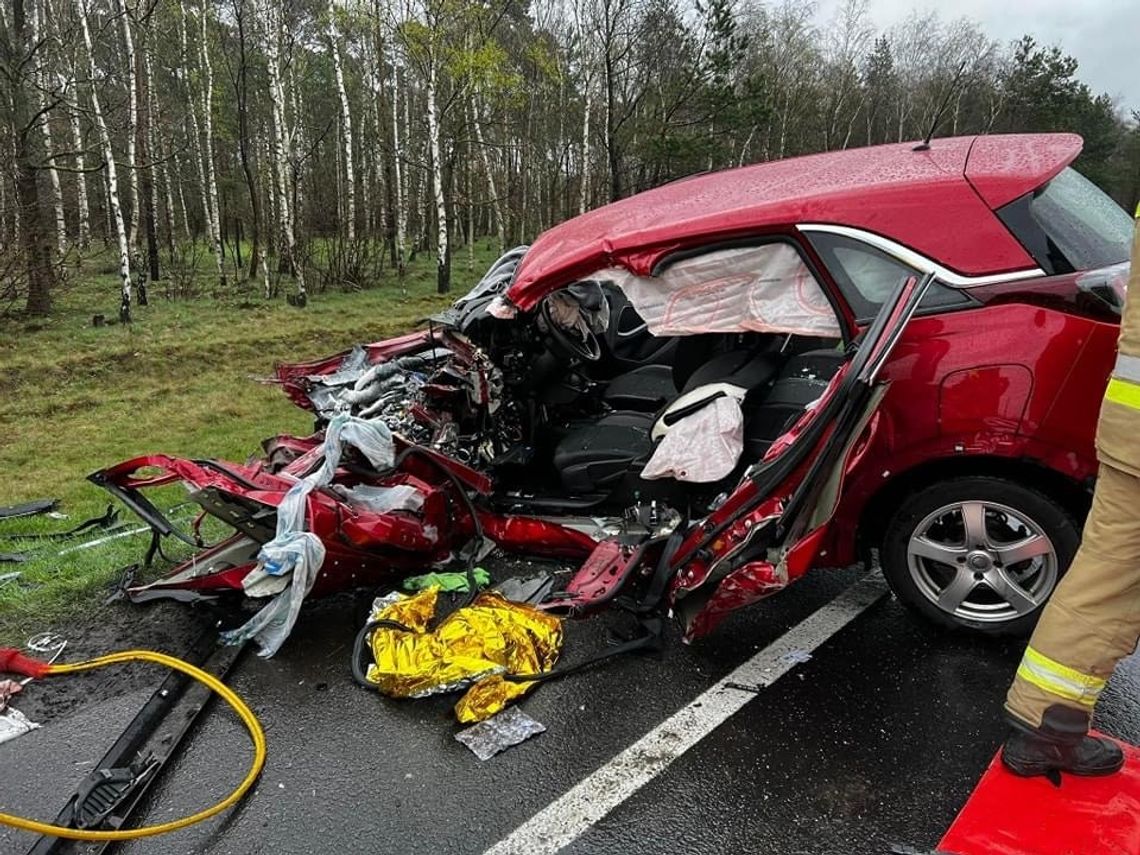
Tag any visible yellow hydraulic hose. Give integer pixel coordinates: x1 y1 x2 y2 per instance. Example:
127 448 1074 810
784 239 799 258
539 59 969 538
0 649 266 841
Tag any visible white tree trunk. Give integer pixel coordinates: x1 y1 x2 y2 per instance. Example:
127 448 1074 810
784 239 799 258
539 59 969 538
70 108 90 248
259 131 275 298
29 0 65 254
118 0 139 247
390 59 406 273
262 0 302 296
41 127 66 255
80 0 131 317
176 1 207 243
159 153 176 249
426 56 448 293
176 3 206 242
367 65 387 245
288 59 306 282
328 7 356 241
579 74 592 214
198 3 224 282
471 96 505 253
173 151 191 241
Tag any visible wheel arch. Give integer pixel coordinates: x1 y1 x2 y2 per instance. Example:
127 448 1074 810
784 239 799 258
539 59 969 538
856 455 1093 561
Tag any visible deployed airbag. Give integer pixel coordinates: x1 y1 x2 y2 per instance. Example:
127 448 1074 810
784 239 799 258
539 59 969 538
642 396 744 482
601 243 841 337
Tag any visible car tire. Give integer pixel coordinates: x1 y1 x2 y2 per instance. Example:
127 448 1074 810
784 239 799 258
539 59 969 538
881 477 1080 636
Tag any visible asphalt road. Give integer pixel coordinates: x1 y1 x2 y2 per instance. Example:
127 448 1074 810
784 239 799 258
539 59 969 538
3 562 1140 855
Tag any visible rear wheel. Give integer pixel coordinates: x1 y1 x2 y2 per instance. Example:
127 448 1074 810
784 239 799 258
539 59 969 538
881 477 1080 636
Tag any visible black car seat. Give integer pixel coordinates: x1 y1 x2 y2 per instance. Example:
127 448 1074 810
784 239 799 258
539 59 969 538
554 346 848 497
602 333 754 411
600 365 676 411
740 348 848 459
554 347 781 495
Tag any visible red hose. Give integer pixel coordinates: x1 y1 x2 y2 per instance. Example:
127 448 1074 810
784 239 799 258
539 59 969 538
0 648 50 679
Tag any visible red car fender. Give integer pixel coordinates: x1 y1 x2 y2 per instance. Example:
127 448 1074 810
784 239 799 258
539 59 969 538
820 432 1100 569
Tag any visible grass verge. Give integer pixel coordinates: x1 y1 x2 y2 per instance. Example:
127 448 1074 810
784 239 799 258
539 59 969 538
0 242 501 643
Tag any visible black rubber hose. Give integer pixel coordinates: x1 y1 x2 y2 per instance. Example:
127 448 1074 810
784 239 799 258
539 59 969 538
351 618 414 689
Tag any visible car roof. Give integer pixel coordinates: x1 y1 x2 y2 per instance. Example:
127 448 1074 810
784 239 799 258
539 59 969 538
506 133 1082 309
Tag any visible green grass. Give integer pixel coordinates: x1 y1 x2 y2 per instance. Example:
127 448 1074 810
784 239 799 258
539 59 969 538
0 240 503 642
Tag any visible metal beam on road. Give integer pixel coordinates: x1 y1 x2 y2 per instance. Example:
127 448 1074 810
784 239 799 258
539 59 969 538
25 633 248 855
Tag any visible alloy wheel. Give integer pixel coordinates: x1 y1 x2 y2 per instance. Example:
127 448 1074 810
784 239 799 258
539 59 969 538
906 500 1059 624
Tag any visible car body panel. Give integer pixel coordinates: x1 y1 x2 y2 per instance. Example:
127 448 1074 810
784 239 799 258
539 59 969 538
964 132 1082 208
814 291 1115 569
662 275 934 638
506 134 1082 310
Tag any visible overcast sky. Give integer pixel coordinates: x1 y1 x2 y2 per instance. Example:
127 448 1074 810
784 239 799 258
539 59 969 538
815 0 1140 114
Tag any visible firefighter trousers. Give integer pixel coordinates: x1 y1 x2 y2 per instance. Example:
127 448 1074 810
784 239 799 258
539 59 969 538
1006 462 1140 734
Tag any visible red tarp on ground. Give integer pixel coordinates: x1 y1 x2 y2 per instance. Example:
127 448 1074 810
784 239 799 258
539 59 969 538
939 735 1140 855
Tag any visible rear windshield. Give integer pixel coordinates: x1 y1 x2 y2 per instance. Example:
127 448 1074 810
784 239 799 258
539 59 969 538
998 167 1133 275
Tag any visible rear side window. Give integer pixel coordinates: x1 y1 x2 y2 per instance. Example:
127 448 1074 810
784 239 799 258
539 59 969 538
806 232 972 321
998 167 1133 275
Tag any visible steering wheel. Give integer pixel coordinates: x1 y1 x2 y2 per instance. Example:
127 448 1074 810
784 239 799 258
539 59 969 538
541 298 602 362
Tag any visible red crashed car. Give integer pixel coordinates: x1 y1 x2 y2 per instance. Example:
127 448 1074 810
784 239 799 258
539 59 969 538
95 132 1133 640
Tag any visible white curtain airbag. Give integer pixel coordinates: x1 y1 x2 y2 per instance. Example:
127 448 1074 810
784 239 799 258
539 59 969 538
601 243 841 337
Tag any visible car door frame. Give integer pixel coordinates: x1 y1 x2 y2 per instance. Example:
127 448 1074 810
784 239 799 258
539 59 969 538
668 270 937 638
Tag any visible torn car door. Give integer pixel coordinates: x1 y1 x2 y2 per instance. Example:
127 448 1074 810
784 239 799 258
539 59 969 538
670 272 936 639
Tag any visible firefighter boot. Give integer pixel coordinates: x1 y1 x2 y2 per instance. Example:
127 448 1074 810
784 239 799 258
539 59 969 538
1001 706 1124 778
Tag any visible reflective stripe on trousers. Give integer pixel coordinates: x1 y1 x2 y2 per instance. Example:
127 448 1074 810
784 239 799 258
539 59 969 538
1015 646 1107 708
1105 354 1140 411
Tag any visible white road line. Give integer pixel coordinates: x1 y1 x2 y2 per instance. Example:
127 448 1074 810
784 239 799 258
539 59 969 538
483 570 890 855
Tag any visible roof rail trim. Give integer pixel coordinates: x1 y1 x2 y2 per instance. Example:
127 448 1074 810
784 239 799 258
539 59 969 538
797 224 1044 288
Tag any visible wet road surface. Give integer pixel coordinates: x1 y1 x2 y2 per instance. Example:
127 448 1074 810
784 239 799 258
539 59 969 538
3 564 1140 855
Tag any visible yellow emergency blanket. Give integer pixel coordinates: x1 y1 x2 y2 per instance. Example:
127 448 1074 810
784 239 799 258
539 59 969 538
363 587 563 722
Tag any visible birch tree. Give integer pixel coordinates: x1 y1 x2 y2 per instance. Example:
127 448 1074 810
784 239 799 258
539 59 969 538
69 97 90 248
327 2 356 240
471 94 504 252
259 0 303 299
1 0 57 313
222 0 262 285
79 0 132 320
197 1 224 283
29 0 65 253
117 0 139 246
399 3 451 293
137 21 157 286
389 49 407 274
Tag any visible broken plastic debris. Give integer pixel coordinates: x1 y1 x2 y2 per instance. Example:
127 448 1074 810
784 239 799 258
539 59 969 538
455 706 546 760
0 707 40 745
0 679 22 712
0 498 59 520
494 574 556 605
27 632 68 656
401 568 491 594
777 649 813 666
